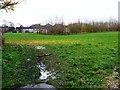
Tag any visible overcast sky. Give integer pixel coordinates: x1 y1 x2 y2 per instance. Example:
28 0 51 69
0 0 119 26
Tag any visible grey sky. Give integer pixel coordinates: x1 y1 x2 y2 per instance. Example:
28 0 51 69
0 0 119 26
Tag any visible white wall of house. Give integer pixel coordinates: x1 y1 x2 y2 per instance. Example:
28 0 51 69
65 27 70 33
22 29 38 33
40 29 48 34
22 29 29 32
33 29 39 33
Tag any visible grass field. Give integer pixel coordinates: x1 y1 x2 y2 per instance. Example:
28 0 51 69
2 32 119 88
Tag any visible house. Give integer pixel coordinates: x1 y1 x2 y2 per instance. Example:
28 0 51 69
22 27 34 33
15 26 37 33
30 24 41 33
0 26 17 33
29 26 38 33
40 24 53 34
30 24 53 34
1 26 9 33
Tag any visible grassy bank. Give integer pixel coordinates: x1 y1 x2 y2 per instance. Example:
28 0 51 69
3 32 119 88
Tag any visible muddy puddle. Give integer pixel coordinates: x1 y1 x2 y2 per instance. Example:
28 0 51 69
37 61 57 81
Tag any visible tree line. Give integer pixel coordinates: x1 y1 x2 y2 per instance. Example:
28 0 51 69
39 19 119 35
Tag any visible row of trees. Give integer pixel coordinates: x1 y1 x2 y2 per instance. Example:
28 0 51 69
69 21 118 33
43 20 119 35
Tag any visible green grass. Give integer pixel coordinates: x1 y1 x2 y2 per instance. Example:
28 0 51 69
3 32 119 88
4 32 118 41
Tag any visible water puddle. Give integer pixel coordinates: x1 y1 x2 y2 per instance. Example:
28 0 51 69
35 45 57 80
35 46 46 50
37 61 56 81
